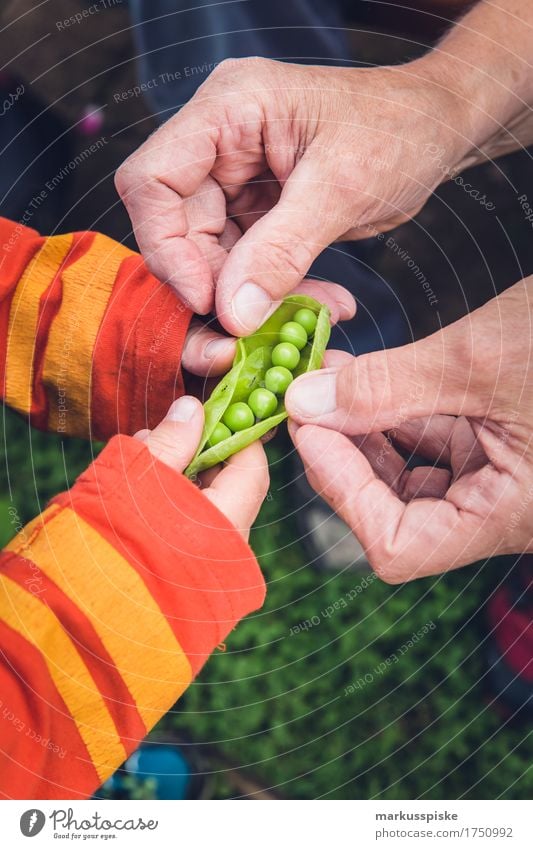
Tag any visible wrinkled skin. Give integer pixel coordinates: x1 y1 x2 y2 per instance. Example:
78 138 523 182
286 279 533 582
115 57 469 335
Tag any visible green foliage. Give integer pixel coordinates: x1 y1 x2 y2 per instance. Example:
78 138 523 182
96 774 158 801
159 436 532 800
0 408 97 532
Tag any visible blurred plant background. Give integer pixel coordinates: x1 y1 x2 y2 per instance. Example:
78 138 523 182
1 0 532 800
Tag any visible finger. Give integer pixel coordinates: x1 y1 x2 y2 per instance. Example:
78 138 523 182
138 396 204 472
215 154 347 335
390 415 455 464
226 169 281 232
203 442 269 540
449 415 488 481
391 415 488 480
292 280 356 325
285 315 489 436
354 433 451 500
322 349 354 370
115 103 222 313
399 466 451 501
220 218 242 252
353 432 406 492
293 424 500 582
183 176 237 286
182 319 236 377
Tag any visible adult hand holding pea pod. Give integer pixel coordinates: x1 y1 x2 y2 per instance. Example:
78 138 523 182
116 1 533 335
286 279 533 581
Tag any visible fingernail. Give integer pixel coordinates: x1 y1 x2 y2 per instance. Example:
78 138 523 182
286 371 337 418
167 396 197 422
205 337 235 359
336 294 356 320
231 282 272 331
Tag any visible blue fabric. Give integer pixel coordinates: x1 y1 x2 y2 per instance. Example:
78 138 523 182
129 0 351 114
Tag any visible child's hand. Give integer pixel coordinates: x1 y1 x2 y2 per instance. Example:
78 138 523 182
134 396 269 540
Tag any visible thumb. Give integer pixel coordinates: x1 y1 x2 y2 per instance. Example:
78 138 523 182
285 325 488 435
215 155 345 335
135 396 204 472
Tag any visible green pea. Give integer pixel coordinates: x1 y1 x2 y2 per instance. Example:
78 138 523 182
293 307 317 335
222 402 255 432
248 388 278 420
272 342 300 370
208 422 232 447
185 295 332 479
264 366 294 395
279 321 308 350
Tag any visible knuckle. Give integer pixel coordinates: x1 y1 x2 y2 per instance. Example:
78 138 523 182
218 55 271 76
147 428 187 465
357 354 396 421
253 238 314 294
208 57 279 100
210 57 258 84
371 557 404 585
208 57 234 82
114 156 141 197
336 362 360 414
114 162 130 196
423 325 487 412
366 533 407 584
216 57 247 73
338 355 394 422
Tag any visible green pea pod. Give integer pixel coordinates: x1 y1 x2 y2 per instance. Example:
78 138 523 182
185 295 331 478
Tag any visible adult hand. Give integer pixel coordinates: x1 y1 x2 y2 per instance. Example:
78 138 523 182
115 57 471 335
135 395 268 540
285 279 533 581
181 277 355 378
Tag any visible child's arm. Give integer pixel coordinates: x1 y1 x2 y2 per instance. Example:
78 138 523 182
0 217 195 440
0 218 353 441
0 397 267 799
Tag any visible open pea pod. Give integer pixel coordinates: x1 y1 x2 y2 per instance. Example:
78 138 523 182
185 295 331 478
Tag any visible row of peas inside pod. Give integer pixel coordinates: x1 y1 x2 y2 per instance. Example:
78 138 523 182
185 295 331 478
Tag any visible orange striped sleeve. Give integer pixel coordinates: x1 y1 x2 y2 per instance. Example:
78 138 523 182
0 435 265 799
0 218 192 440
4 233 73 416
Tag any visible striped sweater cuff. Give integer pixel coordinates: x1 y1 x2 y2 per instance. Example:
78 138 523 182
0 218 192 440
